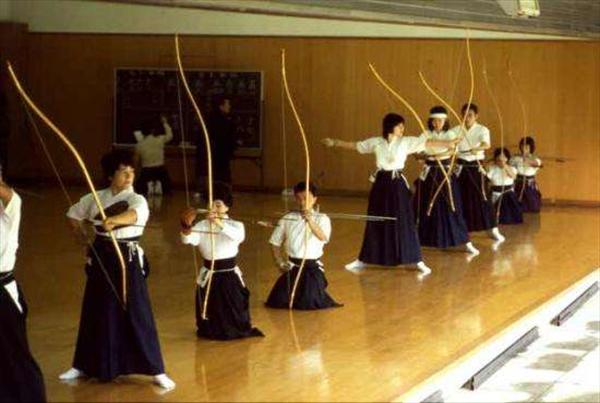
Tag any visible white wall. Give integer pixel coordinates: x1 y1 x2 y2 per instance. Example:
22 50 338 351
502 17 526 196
6 0 577 40
0 0 11 21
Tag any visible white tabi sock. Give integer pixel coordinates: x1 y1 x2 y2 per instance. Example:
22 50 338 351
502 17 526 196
416 261 432 275
490 227 506 242
465 241 480 255
344 259 366 273
59 368 85 381
154 374 176 390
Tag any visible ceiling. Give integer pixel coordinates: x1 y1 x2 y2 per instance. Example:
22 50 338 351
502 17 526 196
274 0 600 38
110 0 600 39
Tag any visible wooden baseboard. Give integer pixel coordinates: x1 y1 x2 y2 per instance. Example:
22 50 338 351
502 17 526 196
542 199 600 208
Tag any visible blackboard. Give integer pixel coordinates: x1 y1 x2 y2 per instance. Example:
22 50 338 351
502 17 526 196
114 68 263 155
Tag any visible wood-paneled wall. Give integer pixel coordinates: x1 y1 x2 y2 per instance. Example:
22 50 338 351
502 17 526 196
6 33 600 202
0 23 28 174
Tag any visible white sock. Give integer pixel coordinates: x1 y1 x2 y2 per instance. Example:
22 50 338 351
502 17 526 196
345 259 366 272
492 239 504 252
465 242 480 255
59 368 84 381
153 374 176 390
155 181 163 195
490 227 505 242
416 261 432 275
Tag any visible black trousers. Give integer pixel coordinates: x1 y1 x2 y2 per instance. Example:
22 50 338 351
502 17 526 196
0 283 46 403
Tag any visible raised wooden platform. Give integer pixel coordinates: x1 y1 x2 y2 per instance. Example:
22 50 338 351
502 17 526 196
14 187 599 402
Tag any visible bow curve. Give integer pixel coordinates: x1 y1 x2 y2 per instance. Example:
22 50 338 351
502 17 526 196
281 49 311 310
418 33 483 210
7 62 128 307
368 64 456 213
175 35 216 320
507 59 528 140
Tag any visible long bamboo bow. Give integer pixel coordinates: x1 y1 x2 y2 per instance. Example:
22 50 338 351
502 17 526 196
507 59 528 141
174 35 216 320
368 64 456 214
17 92 126 309
507 58 533 202
174 46 202 283
482 57 507 219
418 33 482 211
7 62 129 307
482 58 504 149
281 49 311 310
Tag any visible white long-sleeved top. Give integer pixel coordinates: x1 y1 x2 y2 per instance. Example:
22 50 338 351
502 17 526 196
487 165 518 187
1 191 23 311
421 130 457 160
452 123 490 161
510 155 542 177
67 187 149 238
181 217 246 286
181 217 245 260
134 122 173 168
270 211 331 260
356 135 427 171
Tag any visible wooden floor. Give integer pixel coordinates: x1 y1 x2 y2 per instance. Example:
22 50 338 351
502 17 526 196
13 187 600 402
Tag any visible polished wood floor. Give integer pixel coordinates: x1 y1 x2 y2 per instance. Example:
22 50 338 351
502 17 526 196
13 187 600 402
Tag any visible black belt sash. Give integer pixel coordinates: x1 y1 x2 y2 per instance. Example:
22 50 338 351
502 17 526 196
95 235 141 243
203 258 237 271
377 169 404 177
289 257 318 266
457 159 482 167
491 185 514 192
425 160 451 167
517 174 536 180
0 271 15 286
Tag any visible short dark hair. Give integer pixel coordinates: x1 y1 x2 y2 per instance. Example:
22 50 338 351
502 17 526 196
519 136 536 154
101 149 135 179
461 102 479 115
493 147 511 160
293 181 317 197
382 113 405 139
213 181 233 207
427 105 450 131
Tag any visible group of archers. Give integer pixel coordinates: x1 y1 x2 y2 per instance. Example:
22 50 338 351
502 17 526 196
1 93 544 401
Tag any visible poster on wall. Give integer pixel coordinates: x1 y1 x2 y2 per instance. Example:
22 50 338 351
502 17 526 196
114 68 263 156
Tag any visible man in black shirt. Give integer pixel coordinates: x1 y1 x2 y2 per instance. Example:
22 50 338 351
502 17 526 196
197 96 237 192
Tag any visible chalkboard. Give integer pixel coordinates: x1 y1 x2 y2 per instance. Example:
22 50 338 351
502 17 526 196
114 68 263 155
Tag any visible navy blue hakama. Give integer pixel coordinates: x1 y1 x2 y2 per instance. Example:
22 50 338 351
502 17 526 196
196 258 264 340
414 161 471 248
456 160 497 232
71 237 165 382
359 170 422 265
0 272 46 403
492 186 524 225
265 258 341 310
515 175 542 213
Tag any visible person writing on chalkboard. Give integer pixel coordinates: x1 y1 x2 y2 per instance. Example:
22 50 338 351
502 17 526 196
134 115 173 196
198 96 238 193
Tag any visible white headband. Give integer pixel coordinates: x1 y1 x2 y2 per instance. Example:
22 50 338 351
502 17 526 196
430 113 447 119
